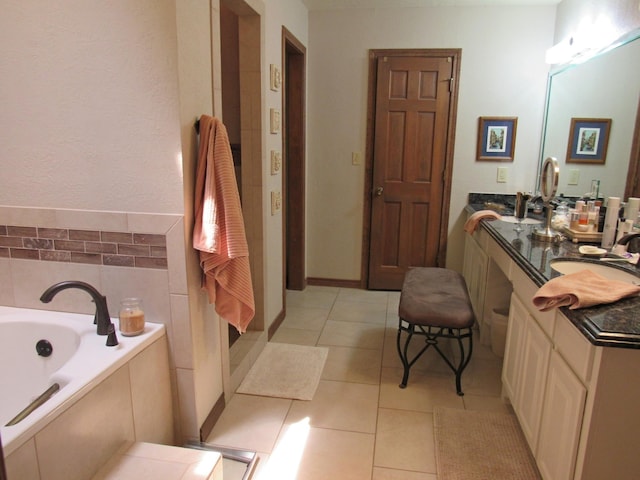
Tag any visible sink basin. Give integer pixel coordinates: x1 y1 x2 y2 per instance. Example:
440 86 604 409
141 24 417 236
550 258 640 285
500 216 542 225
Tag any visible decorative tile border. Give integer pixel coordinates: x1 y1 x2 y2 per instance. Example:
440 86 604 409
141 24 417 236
0 224 167 269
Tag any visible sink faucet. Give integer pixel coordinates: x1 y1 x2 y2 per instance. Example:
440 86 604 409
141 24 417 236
40 281 118 346
617 232 640 251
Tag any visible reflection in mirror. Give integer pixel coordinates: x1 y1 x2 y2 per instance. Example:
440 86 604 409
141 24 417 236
539 31 640 200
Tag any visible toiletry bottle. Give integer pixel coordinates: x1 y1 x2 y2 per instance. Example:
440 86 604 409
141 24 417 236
569 210 579 230
578 204 589 229
588 204 599 232
601 197 621 249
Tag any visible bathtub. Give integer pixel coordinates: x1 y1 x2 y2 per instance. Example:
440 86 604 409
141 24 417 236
0 305 165 457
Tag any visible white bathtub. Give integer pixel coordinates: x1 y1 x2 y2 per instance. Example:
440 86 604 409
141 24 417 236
0 306 165 456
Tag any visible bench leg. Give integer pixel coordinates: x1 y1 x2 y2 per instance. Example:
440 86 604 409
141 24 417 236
396 319 436 389
452 328 473 396
396 319 473 395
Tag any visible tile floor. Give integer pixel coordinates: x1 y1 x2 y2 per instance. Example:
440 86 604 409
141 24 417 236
206 286 511 480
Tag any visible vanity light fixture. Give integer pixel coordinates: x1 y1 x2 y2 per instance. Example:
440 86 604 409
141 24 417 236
545 15 619 65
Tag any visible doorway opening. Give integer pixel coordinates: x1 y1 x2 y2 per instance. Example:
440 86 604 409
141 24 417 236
282 28 306 294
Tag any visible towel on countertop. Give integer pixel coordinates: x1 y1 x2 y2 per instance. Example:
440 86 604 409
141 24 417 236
193 115 255 333
464 210 502 234
532 269 640 311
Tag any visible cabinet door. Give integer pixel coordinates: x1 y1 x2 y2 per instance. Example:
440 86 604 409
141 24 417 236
502 293 526 402
462 235 488 324
517 312 551 453
536 351 586 480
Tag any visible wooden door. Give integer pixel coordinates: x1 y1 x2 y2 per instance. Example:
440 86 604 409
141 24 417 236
367 50 459 290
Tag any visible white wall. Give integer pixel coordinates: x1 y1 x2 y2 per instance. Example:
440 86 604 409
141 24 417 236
0 1 184 214
307 6 556 277
263 0 309 323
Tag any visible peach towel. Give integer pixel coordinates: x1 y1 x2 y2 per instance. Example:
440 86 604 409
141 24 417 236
464 210 502 234
193 115 255 333
533 269 640 311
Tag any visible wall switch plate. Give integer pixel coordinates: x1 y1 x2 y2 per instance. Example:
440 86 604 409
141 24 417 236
271 191 282 215
496 167 508 183
352 152 361 166
568 169 580 185
270 150 281 175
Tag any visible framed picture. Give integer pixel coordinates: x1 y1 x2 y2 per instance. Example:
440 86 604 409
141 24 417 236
566 118 611 164
476 117 518 161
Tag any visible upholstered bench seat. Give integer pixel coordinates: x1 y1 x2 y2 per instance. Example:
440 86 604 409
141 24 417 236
397 267 475 395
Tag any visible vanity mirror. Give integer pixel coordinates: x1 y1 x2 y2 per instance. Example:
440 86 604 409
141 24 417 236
537 29 640 200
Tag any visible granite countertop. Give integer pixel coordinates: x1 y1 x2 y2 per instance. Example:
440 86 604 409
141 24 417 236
466 197 640 349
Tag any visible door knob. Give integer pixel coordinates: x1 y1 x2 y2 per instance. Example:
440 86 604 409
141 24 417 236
375 186 384 196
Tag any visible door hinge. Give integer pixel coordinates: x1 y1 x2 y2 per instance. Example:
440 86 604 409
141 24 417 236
449 77 454 92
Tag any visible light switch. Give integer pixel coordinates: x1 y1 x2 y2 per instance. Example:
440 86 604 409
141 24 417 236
270 150 281 175
352 152 361 166
568 169 580 185
271 191 282 215
496 167 508 183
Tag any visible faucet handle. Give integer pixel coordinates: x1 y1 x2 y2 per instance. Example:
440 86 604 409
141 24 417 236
105 323 119 347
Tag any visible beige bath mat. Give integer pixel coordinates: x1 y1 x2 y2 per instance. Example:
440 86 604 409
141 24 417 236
236 343 328 400
434 407 541 480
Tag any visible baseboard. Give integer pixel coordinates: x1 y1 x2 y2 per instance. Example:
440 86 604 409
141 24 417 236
306 277 363 289
268 309 286 340
199 393 226 442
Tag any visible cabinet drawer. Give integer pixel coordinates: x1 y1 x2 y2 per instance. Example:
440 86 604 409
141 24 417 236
511 267 555 337
554 312 594 383
488 237 512 278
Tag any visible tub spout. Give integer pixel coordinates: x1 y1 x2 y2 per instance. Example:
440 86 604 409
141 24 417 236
40 281 118 345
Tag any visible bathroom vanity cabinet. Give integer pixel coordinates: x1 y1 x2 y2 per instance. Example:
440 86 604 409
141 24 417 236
463 213 640 480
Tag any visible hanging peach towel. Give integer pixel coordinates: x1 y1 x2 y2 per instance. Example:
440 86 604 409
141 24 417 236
193 115 255 333
464 210 502 234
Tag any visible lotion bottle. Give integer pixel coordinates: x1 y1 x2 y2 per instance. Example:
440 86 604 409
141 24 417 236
601 197 620 249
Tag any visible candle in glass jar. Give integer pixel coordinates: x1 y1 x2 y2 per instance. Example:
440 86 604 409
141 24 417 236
119 298 145 336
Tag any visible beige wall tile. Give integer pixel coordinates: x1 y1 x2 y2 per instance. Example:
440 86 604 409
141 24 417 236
166 217 188 295
36 366 134 480
11 259 103 312
170 293 194 369
100 265 171 327
176 367 199 442
55 210 129 232
0 206 57 227
5 438 40 480
126 213 180 234
129 337 175 445
0 258 15 305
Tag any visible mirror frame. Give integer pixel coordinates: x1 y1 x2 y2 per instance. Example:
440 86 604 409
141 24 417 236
537 28 640 200
626 100 640 198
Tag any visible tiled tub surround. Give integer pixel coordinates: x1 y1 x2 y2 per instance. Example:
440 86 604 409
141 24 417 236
0 225 167 269
4 321 174 480
0 205 214 449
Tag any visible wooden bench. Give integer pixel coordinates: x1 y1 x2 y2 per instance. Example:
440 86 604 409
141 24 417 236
397 267 475 396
